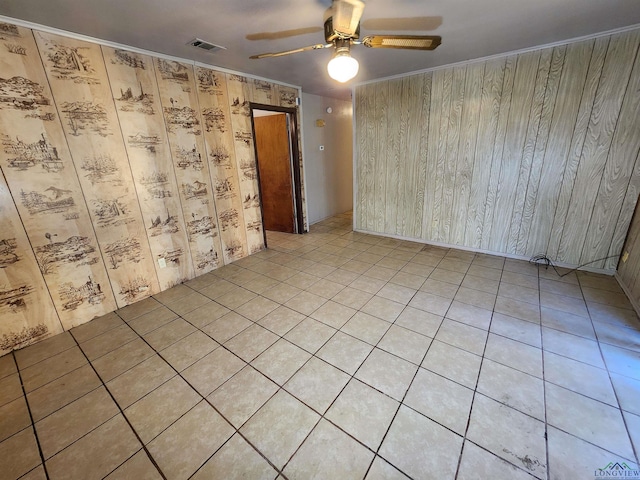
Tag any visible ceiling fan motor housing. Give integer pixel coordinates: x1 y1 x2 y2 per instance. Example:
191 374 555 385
324 16 360 43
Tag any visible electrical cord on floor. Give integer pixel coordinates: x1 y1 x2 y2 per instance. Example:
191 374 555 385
528 253 620 277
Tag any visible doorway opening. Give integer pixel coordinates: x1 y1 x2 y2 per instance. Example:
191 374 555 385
250 103 304 242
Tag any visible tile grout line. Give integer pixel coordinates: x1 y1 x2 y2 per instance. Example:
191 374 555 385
12 349 51 480
578 274 640 466
6 218 640 479
293 241 553 478
540 268 640 465
274 235 422 478
218 235 423 473
198 291 372 477
451 258 551 480
533 269 640 466
69 331 169 480
363 250 459 480
539 264 551 480
358 250 480 477
147 296 321 477
219 236 426 477
453 255 501 480
119 295 293 479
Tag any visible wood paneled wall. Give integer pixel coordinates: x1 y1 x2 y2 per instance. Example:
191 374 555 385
617 201 640 311
0 21 303 354
355 29 640 272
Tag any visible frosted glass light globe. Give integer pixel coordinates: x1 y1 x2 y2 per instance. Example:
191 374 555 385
327 53 359 83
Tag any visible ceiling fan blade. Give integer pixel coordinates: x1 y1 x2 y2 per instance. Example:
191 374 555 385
250 43 332 59
333 0 365 37
361 35 442 50
360 16 442 31
246 27 323 41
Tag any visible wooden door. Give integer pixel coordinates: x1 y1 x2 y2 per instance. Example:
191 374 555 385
254 114 295 233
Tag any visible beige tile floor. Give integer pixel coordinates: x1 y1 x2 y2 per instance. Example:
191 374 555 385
2 212 640 480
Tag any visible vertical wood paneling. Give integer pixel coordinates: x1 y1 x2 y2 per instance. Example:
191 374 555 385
0 171 63 354
364 84 376 231
481 55 516 251
0 25 116 327
103 47 195 289
515 46 566 255
507 48 552 254
354 85 375 230
373 82 388 232
0 20 306 351
430 68 453 240
525 41 592 255
403 74 426 238
440 66 466 243
422 69 443 241
227 74 263 254
619 196 640 291
251 79 276 104
581 31 640 267
608 149 640 271
385 80 401 234
355 27 640 273
36 31 160 308
354 85 368 230
195 66 248 264
277 86 298 108
451 62 483 245
488 51 540 252
546 37 609 259
415 73 431 239
558 31 638 264
396 77 411 235
153 59 224 275
465 58 505 248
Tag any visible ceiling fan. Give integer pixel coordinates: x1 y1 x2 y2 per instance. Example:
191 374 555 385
249 0 442 83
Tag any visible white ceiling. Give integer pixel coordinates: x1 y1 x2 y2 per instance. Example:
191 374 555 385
2 0 640 100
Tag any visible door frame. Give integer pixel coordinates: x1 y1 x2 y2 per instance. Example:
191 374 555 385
249 103 305 242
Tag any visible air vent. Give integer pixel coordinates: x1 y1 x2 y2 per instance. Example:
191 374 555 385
187 38 226 53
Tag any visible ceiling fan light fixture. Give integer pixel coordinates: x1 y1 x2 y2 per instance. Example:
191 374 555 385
249 0 442 85
327 50 359 83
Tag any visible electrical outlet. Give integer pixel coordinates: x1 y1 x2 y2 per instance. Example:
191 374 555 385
158 257 167 268
622 251 629 263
